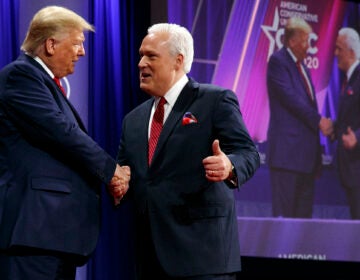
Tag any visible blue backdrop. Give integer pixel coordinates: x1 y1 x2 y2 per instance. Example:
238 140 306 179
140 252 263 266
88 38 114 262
0 0 150 279
3 0 360 279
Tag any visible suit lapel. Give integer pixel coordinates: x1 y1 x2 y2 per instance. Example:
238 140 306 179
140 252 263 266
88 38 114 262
284 51 317 107
149 80 198 166
65 100 87 132
142 100 153 166
339 64 360 119
282 50 307 93
22 54 88 132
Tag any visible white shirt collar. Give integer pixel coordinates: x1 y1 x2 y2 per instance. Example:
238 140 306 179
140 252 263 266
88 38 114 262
152 74 189 118
149 75 189 137
31 55 55 79
161 74 189 107
286 48 297 63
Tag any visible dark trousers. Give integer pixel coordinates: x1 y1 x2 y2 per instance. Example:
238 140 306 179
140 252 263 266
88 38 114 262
0 247 77 280
135 214 237 280
270 168 315 218
344 185 360 219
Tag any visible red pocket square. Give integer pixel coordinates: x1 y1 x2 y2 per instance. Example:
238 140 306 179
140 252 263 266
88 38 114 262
182 112 198 125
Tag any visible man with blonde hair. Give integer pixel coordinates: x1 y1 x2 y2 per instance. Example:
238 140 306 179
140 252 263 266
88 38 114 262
266 17 333 218
0 6 129 279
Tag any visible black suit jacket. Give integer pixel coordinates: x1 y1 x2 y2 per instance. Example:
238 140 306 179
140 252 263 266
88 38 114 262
0 54 116 264
335 64 360 188
117 78 260 277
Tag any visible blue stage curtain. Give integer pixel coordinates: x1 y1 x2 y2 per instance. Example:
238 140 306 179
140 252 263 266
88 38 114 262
86 0 150 280
0 0 19 69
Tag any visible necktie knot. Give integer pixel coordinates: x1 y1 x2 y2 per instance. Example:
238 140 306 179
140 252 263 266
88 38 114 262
154 97 166 119
157 96 166 108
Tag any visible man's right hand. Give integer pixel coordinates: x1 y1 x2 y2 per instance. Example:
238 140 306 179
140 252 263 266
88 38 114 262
319 117 333 136
108 164 131 206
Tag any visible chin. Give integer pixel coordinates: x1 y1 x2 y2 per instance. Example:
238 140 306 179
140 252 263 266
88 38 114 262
140 83 149 90
140 86 153 95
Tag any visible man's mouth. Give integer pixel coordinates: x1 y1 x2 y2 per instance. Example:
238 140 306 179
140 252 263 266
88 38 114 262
140 73 151 81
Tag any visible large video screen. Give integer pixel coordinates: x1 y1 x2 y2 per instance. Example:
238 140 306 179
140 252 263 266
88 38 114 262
164 0 360 263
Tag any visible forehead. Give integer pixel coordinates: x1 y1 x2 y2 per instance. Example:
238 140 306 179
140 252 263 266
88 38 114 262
336 35 347 47
297 30 309 38
57 28 84 41
140 32 169 50
69 29 85 40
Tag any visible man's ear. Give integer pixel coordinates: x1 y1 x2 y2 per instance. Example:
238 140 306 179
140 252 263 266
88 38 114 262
45 38 56 55
175 53 184 70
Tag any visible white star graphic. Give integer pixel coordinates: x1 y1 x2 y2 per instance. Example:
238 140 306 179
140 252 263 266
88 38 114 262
261 8 280 61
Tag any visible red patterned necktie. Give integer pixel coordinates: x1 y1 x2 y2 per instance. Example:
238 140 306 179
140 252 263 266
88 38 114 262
148 97 166 165
296 61 314 101
53 77 66 96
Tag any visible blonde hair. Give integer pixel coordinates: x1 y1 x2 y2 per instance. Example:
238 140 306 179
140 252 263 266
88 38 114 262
21 6 94 55
283 17 312 47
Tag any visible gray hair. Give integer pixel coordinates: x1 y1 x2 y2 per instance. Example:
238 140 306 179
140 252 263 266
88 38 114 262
338 27 360 59
148 23 194 73
21 6 94 55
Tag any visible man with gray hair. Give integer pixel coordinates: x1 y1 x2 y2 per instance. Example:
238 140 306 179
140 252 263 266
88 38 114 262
333 27 360 219
0 6 130 279
110 22 260 279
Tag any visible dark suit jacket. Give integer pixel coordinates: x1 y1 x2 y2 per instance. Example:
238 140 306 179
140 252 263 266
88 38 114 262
335 64 360 188
0 54 116 264
266 47 322 173
117 78 260 277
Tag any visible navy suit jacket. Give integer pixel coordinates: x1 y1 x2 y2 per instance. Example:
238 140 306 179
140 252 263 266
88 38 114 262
266 47 322 173
117 78 260 277
0 54 116 264
335 64 360 187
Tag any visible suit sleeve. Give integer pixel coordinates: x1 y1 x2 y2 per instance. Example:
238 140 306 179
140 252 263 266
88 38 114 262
212 88 260 187
1 64 116 184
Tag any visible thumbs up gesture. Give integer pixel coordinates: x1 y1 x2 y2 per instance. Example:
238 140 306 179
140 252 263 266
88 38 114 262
342 126 357 150
202 139 233 182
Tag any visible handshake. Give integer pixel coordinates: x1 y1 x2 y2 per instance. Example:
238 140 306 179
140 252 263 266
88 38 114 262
319 117 333 137
319 117 357 150
108 164 131 206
